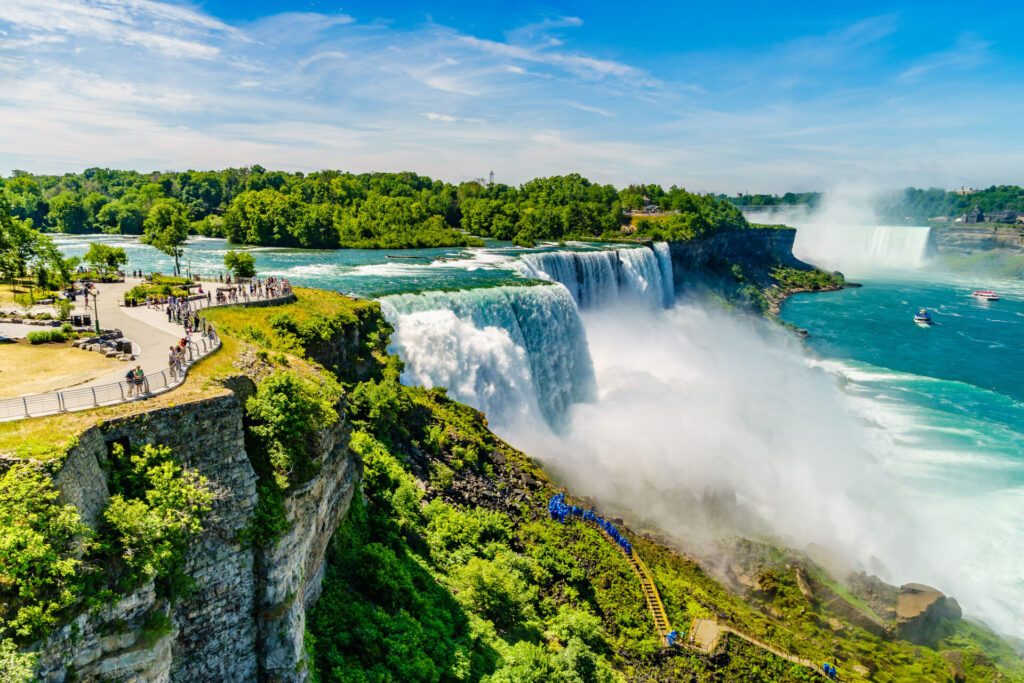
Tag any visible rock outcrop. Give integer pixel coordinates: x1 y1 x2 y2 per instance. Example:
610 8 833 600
932 223 1024 254
895 583 962 646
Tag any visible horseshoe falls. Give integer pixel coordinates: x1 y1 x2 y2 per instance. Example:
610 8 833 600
792 223 934 274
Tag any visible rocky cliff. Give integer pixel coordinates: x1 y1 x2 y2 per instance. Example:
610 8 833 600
932 223 1024 253
17 299 377 683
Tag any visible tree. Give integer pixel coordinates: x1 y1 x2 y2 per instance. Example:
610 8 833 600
142 200 189 275
45 192 88 233
223 250 256 279
83 243 127 276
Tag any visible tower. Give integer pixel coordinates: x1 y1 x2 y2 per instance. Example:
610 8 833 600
489 170 494 186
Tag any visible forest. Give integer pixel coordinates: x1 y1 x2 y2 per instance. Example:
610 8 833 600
0 168 749 250
717 186 1024 222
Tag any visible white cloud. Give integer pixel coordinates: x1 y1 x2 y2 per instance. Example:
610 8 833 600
0 0 236 59
0 5 1018 192
424 112 459 123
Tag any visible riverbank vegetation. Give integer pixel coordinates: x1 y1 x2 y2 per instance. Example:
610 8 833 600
2 168 750 250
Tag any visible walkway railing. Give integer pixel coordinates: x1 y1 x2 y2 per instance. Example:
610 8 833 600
0 287 295 422
0 333 220 422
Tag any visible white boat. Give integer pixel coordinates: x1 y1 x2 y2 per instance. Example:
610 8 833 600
972 289 1000 301
914 309 933 325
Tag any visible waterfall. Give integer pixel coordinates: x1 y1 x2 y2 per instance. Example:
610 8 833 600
792 224 933 273
380 284 596 430
653 242 675 307
513 245 673 309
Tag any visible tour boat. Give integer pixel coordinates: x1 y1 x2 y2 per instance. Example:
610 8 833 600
972 290 1000 301
914 309 933 325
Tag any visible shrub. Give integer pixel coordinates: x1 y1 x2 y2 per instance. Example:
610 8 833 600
27 330 66 344
54 299 72 321
245 370 341 489
224 250 257 279
0 638 38 683
101 444 213 599
0 464 91 641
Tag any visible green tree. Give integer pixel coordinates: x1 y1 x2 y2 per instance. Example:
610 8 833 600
45 192 87 233
142 200 189 275
223 250 256 279
83 243 128 275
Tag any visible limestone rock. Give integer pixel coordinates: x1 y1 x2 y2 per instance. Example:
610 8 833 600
895 583 961 645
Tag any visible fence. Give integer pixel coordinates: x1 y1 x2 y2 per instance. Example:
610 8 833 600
1 286 296 423
0 334 220 422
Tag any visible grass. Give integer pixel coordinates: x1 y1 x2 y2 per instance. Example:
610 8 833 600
202 286 377 348
0 288 364 462
0 341 122 399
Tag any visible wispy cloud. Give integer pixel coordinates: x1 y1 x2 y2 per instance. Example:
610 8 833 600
0 0 238 59
898 33 992 81
0 3 1018 191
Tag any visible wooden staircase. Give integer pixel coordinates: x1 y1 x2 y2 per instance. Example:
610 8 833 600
584 519 673 645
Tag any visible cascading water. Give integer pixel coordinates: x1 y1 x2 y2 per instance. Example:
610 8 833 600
653 242 675 307
380 284 596 430
513 245 674 309
792 224 933 274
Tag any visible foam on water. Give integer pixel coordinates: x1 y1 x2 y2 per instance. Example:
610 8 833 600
381 284 596 429
512 244 673 309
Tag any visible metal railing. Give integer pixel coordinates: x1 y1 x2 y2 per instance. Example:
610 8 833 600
0 333 220 422
0 286 296 423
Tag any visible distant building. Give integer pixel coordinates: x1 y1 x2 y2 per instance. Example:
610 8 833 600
957 207 985 223
985 210 1020 224
953 187 978 196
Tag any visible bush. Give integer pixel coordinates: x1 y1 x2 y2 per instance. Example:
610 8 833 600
245 370 341 489
54 299 72 321
101 444 214 599
224 250 257 279
0 638 38 683
27 330 66 344
0 464 91 641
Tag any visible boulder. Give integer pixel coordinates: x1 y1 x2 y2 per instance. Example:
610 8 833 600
895 583 961 645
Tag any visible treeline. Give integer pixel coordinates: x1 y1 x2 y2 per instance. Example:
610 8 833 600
716 192 822 208
875 185 1024 221
717 186 1024 222
1 168 750 249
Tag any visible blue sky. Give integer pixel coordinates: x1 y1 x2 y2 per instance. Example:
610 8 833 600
0 1 1022 192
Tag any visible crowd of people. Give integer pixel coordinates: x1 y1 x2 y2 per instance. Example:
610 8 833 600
548 493 634 556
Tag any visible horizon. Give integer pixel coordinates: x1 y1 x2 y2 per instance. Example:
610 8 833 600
1 1 1022 192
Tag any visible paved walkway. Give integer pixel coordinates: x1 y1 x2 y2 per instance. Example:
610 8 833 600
75 280 180 389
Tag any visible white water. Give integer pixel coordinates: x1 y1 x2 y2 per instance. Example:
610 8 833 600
745 190 933 274
512 245 673 309
793 223 933 274
381 284 595 429
381 242 1021 637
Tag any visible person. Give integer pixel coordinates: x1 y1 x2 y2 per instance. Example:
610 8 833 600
133 366 146 395
125 367 137 397
168 346 179 380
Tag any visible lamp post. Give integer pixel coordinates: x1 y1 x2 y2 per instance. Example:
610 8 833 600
90 285 100 334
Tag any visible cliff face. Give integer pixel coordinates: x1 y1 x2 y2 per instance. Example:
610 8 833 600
667 228 810 292
932 223 1024 253
31 351 364 682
